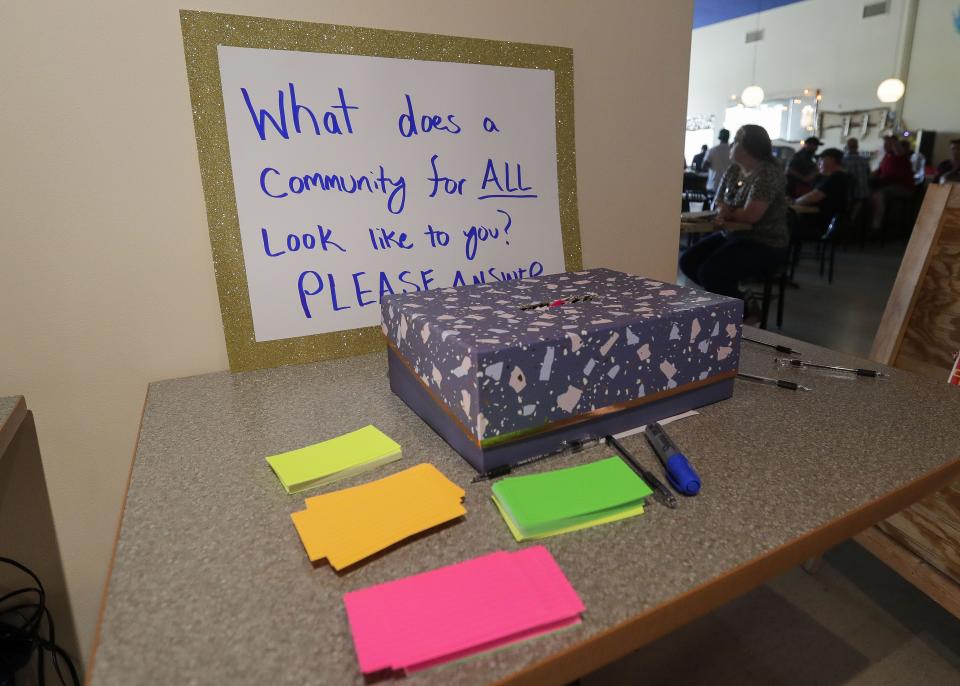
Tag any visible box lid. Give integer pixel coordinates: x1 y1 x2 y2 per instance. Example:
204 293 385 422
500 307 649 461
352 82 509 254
382 268 741 444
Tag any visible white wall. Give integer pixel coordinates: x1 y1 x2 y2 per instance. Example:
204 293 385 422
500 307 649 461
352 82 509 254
903 0 960 165
688 0 914 152
0 0 694 664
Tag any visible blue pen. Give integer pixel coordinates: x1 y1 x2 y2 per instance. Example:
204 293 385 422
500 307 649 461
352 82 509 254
643 423 701 496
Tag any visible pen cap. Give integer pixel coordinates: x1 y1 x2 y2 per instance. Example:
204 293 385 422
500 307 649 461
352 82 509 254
665 454 700 496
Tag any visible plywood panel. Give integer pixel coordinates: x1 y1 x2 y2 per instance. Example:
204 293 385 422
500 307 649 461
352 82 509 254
895 211 960 373
869 183 960 594
877 481 960 584
855 527 960 619
870 185 950 365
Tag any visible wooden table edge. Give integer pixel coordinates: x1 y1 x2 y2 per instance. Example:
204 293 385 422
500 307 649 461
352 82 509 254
493 455 960 686
84 389 150 685
0 396 27 459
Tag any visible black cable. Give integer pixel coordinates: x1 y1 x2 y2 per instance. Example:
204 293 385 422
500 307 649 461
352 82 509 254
0 557 79 686
38 633 78 686
0 558 44 681
42 607 73 686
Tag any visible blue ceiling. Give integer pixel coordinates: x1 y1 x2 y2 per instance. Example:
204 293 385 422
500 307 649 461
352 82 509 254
693 0 808 29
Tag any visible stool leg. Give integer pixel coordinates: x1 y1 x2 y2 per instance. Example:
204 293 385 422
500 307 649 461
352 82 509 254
777 270 786 328
760 277 772 330
829 242 836 284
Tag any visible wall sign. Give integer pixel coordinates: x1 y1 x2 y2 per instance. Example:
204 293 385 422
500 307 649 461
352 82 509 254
181 11 581 370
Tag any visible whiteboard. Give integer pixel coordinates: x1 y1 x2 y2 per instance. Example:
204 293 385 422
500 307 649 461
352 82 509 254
217 46 566 342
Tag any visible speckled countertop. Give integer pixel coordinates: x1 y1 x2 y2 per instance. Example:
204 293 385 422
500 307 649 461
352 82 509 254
89 330 960 685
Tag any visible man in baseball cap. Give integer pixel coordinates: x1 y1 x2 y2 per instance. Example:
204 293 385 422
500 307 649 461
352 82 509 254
794 147 850 235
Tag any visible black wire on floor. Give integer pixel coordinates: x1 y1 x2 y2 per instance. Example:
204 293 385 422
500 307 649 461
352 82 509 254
0 557 80 686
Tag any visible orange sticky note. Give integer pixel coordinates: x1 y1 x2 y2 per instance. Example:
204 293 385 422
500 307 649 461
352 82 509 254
290 464 465 570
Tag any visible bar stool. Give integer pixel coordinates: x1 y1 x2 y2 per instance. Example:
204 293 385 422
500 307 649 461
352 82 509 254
759 264 788 330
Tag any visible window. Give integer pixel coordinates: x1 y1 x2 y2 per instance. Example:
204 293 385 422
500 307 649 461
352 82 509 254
722 93 818 143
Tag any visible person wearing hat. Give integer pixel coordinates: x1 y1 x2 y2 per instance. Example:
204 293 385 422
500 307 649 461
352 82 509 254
786 136 821 198
794 148 850 235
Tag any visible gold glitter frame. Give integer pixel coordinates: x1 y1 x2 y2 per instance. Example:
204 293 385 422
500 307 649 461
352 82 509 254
180 10 581 371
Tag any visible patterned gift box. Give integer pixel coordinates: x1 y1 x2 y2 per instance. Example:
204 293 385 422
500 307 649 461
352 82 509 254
382 268 742 472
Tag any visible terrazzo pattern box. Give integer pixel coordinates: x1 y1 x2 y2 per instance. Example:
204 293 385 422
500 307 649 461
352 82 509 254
382 268 742 473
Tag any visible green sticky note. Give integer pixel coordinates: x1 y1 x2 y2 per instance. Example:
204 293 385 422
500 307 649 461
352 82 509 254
492 457 652 538
266 425 402 494
493 496 645 542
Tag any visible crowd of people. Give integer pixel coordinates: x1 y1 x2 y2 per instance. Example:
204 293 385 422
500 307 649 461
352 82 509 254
680 126 960 323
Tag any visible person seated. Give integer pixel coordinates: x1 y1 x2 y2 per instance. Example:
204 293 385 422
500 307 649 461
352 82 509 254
794 148 850 237
906 141 926 187
712 163 743 209
869 135 914 231
786 136 821 198
842 137 871 201
680 125 789 324
691 144 708 172
703 129 732 197
937 139 960 183
871 135 914 189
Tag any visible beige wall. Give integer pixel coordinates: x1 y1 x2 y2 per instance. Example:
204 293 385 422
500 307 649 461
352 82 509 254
688 0 912 132
688 0 960 156
0 0 694 663
903 0 960 165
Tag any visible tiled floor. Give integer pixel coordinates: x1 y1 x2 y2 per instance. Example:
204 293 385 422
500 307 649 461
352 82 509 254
772 241 907 358
580 239 960 685
583 542 960 685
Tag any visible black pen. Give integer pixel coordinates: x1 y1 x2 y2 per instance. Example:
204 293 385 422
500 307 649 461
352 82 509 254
605 434 677 509
737 372 811 391
741 336 800 356
775 358 888 378
470 437 601 483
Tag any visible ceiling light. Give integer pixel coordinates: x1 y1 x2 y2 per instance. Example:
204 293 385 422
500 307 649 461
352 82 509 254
876 77 905 103
741 85 765 108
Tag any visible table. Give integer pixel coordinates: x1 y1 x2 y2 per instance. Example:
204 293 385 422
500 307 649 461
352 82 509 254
0 396 81 677
680 205 817 234
87 329 960 685
680 212 750 234
0 396 28 458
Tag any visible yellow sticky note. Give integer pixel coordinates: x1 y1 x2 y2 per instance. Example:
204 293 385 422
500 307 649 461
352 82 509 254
266 425 401 494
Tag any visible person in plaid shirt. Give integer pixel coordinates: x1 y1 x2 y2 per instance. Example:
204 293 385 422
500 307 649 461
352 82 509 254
843 137 871 200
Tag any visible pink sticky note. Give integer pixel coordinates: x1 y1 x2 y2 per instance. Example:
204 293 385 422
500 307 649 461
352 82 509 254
343 546 584 675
